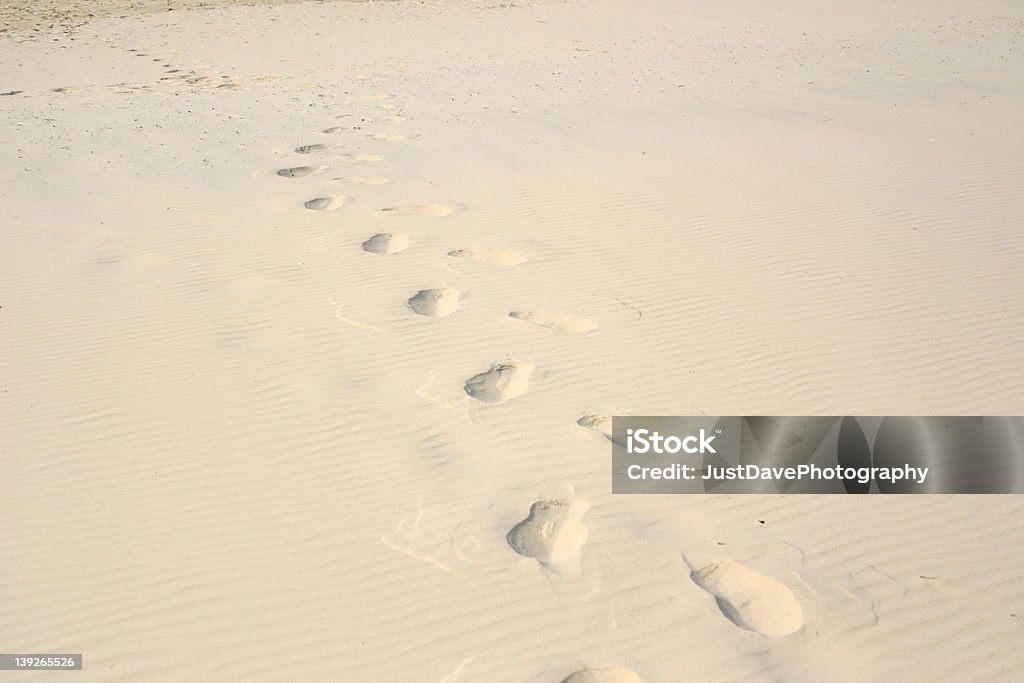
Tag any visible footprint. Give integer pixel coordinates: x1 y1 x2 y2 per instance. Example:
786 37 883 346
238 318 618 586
577 414 628 447
577 414 613 439
464 359 533 404
362 232 409 255
294 143 329 154
344 153 386 162
322 126 346 134
304 195 347 211
277 165 324 178
372 132 406 141
408 287 460 317
341 175 391 185
448 247 527 266
686 555 804 638
381 203 457 217
507 497 589 567
561 667 642 683
509 310 598 333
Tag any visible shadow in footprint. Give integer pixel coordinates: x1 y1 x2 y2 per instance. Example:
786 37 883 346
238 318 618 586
362 233 409 254
465 359 534 404
277 165 323 178
295 143 329 154
304 196 346 211
408 287 460 317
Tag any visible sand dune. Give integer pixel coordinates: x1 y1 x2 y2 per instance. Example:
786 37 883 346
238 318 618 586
2 0 1023 681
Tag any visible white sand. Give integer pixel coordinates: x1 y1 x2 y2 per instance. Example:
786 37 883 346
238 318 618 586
2 0 1023 681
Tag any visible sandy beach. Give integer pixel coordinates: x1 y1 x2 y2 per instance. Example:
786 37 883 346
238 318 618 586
2 0 1023 680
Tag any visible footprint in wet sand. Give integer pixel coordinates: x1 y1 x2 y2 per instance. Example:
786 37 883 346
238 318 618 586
294 143 329 154
362 232 409 255
341 175 391 185
685 554 804 638
561 667 642 683
372 132 406 141
464 359 533 404
507 496 589 569
509 310 598 333
408 287 460 317
304 195 347 211
448 247 527 266
381 203 458 217
277 165 324 178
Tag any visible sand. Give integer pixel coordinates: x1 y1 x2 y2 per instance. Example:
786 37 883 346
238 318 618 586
2 0 1023 680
